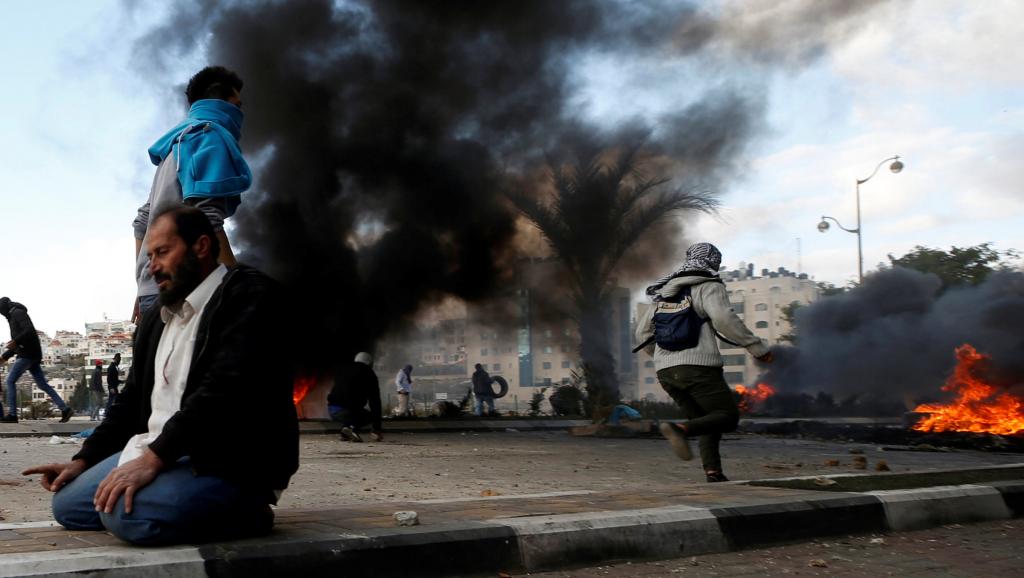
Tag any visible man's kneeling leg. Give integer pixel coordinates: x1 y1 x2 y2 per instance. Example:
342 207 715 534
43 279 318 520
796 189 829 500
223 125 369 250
52 453 121 531
99 459 273 546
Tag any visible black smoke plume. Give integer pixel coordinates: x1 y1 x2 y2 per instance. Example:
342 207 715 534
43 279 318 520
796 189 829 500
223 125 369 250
135 0 893 369
759 268 1024 404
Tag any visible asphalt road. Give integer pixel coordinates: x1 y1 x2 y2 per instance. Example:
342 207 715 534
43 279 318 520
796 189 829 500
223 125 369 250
519 519 1023 577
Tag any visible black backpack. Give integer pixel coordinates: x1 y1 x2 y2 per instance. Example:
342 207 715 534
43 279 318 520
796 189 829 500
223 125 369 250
652 285 705 351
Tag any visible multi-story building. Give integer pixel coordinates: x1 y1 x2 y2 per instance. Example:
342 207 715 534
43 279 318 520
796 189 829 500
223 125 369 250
375 259 634 414
635 264 820 400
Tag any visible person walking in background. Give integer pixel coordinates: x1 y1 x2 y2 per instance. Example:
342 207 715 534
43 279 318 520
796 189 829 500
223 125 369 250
328 352 383 442
132 66 252 321
471 363 496 417
636 242 773 483
0 298 73 423
394 364 414 417
105 353 121 411
90 360 105 420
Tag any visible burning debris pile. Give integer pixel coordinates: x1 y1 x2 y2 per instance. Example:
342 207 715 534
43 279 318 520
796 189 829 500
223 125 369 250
913 344 1024 436
735 383 776 414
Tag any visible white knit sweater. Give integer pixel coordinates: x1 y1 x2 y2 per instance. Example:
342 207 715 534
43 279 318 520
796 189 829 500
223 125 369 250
635 275 769 371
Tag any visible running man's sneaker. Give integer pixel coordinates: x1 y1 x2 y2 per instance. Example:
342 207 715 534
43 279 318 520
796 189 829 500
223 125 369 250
706 471 729 483
1 415 17 424
658 422 693 461
340 426 363 442
60 407 73 423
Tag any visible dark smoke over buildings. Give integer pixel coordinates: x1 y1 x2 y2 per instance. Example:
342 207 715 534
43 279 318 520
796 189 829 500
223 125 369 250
135 0 892 367
759 268 1024 402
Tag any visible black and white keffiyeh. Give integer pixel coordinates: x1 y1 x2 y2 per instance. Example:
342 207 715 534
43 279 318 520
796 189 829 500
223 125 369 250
645 242 722 296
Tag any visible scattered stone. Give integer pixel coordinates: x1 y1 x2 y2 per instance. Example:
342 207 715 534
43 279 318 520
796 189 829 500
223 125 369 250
481 489 501 497
852 456 868 469
824 459 841 466
848 448 864 454
870 537 886 545
875 460 891 471
808 559 829 568
813 477 838 487
393 511 419 526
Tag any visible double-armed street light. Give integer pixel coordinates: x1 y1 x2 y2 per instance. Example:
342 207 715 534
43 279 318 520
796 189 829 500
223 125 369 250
818 155 904 284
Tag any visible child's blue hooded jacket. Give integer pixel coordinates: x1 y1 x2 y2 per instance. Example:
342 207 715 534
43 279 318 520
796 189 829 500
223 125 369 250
147 99 252 206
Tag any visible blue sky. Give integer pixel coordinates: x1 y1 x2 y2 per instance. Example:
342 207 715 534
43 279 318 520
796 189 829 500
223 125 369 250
1 0 1022 336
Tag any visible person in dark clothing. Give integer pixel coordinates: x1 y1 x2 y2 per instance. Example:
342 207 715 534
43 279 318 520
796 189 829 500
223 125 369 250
105 353 121 411
89 360 105 420
0 298 73 423
471 363 496 416
22 205 298 546
328 352 383 443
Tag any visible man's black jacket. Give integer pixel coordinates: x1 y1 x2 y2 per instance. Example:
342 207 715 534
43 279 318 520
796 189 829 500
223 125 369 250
74 265 299 497
327 362 382 431
106 363 120 394
472 369 493 396
90 366 104 392
0 301 42 361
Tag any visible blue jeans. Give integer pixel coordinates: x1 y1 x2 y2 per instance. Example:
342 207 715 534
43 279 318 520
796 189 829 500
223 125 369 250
3 357 66 417
474 395 495 416
138 294 160 315
52 452 273 545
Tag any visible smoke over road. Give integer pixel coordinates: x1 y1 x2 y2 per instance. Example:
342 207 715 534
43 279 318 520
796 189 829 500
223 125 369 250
759 268 1024 403
135 0 893 366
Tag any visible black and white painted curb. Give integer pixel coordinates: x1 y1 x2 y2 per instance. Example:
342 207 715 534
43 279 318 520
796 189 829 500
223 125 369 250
1 480 1021 577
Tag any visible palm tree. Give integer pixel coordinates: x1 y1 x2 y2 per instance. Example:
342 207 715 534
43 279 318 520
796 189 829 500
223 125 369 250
508 143 718 410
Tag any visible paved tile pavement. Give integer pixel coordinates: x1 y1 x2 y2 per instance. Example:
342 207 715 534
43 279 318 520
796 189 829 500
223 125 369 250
0 483 826 556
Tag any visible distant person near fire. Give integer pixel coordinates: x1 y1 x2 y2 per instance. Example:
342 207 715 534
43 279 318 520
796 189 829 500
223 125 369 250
636 242 773 483
0 298 73 423
90 360 105 420
23 205 298 545
471 363 496 416
105 353 121 411
132 66 252 322
328 352 383 442
394 365 414 417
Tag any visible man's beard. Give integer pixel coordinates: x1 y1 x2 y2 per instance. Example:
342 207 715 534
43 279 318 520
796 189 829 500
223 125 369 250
155 250 203 307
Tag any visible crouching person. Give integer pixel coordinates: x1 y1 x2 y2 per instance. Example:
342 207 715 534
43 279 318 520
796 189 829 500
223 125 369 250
23 205 299 545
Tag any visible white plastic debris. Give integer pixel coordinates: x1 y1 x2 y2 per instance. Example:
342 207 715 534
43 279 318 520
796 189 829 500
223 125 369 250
393 511 419 526
48 436 82 445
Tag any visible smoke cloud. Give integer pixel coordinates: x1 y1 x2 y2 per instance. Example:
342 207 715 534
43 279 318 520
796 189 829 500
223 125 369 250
759 268 1024 402
134 0 894 367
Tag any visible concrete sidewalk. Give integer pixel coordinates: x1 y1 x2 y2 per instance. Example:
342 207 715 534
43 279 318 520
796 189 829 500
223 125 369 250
1 464 1021 577
0 418 592 438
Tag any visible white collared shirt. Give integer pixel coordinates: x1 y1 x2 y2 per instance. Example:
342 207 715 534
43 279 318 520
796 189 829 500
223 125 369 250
119 264 228 466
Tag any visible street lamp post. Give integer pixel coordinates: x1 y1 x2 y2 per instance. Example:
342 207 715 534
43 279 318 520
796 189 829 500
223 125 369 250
818 155 904 284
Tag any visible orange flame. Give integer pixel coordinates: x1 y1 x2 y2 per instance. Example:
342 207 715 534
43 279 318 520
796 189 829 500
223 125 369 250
735 383 776 414
293 374 317 406
913 344 1024 436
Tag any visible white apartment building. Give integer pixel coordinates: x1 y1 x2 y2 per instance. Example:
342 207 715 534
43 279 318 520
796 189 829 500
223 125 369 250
636 265 820 400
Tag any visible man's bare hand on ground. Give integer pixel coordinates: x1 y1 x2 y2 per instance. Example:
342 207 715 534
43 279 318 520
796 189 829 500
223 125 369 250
756 351 774 363
94 450 164 514
22 459 88 492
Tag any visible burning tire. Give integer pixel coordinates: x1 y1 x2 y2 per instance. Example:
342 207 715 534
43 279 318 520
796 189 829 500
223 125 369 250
491 376 509 399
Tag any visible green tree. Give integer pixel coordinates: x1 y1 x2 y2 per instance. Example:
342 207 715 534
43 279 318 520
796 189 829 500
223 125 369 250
778 301 803 344
508 144 717 409
887 243 1017 288
70 371 90 412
